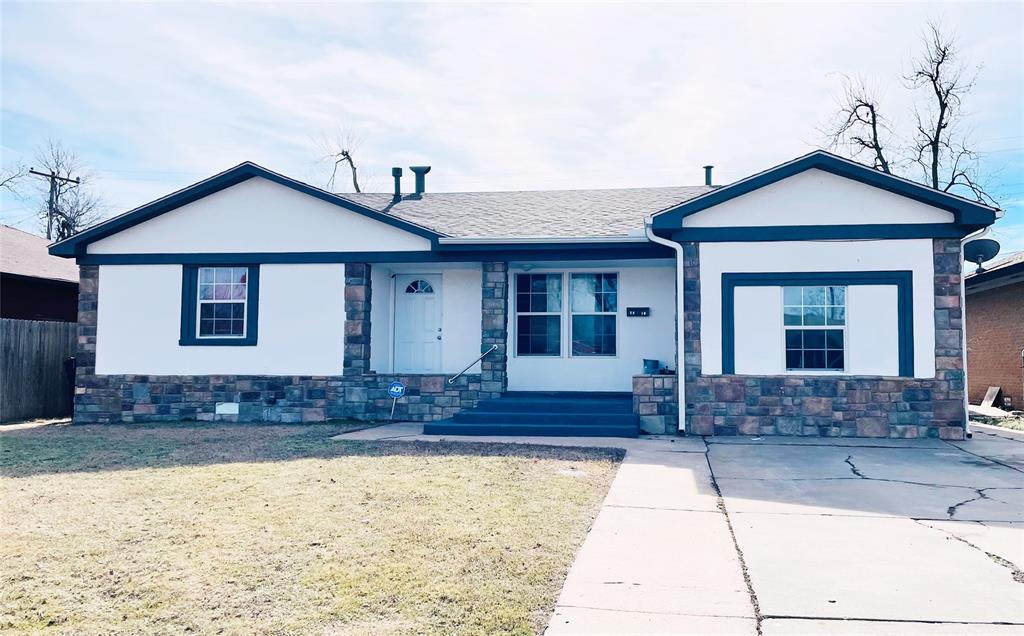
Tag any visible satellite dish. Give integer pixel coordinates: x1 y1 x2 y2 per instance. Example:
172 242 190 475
963 238 1000 272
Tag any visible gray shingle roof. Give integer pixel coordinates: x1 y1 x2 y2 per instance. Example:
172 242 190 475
1 225 79 283
341 185 713 239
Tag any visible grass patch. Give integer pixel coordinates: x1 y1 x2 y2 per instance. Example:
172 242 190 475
972 415 1024 432
0 423 621 635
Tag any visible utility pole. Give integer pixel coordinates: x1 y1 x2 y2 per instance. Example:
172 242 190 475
29 168 79 240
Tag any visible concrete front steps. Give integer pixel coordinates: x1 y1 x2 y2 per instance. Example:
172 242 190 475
423 391 639 438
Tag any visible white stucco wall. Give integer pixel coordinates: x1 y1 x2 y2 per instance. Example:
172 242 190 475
733 285 900 376
95 263 346 375
88 177 431 254
683 169 955 227
700 239 936 378
506 264 676 392
369 263 483 374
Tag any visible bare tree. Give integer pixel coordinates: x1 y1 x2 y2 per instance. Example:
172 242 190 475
1 163 28 194
317 130 363 193
32 140 104 240
824 76 893 174
826 22 995 205
905 22 994 204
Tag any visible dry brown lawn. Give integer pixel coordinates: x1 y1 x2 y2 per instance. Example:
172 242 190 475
0 423 621 635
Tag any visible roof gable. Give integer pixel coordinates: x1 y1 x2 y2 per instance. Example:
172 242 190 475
651 150 999 233
49 162 443 257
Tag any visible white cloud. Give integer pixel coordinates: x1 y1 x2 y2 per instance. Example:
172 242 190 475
1 0 1020 238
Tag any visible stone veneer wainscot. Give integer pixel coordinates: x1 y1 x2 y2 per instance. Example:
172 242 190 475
72 263 508 423
679 239 967 439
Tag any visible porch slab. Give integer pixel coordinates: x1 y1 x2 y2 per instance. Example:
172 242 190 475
332 423 706 453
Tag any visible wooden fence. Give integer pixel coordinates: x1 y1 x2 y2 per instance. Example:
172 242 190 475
1 319 77 422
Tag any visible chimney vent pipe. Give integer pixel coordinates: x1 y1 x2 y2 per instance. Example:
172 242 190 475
391 167 403 202
410 166 431 196
703 165 714 187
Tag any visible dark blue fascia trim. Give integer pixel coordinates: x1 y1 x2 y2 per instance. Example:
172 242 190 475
49 162 442 257
720 271 914 377
179 264 260 346
965 261 1024 290
78 245 674 265
652 151 998 231
668 223 977 242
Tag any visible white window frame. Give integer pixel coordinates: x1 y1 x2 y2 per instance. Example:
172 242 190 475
781 285 847 374
196 266 248 339
568 272 619 358
514 272 563 357
511 270 621 359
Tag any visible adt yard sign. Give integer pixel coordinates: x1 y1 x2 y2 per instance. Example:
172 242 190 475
388 381 406 398
387 381 405 420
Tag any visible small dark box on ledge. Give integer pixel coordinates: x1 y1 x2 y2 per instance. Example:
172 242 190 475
626 307 650 317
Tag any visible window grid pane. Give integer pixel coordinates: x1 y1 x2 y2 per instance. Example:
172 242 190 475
783 285 846 371
515 274 562 356
570 273 617 357
197 267 247 338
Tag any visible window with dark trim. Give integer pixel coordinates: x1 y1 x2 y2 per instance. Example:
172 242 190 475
783 285 845 371
180 265 260 346
515 273 561 356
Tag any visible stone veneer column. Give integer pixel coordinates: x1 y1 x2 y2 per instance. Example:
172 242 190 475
74 265 100 422
932 238 967 437
681 242 704 434
343 263 372 376
480 262 508 396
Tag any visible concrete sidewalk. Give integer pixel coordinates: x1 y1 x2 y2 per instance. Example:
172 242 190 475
334 424 1024 635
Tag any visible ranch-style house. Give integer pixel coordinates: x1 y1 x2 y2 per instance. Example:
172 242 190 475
50 151 1001 439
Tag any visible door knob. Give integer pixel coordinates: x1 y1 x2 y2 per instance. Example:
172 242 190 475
436 335 442 340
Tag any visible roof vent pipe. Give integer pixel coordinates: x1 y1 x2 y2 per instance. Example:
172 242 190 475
703 165 714 187
391 167 403 202
410 166 431 197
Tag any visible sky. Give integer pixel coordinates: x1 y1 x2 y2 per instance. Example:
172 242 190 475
2 2 1022 258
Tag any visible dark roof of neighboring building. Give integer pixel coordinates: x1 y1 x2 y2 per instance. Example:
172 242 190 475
342 186 713 239
965 251 1024 292
0 225 79 283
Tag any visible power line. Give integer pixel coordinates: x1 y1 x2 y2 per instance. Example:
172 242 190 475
29 168 79 240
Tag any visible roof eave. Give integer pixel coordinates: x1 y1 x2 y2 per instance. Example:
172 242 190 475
650 150 999 231
48 162 445 258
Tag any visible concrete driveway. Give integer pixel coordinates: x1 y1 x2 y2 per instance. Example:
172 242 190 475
336 423 1024 634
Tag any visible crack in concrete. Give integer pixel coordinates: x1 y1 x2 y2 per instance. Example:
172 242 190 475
844 455 867 478
947 488 993 518
913 519 1024 585
703 440 764 635
718 474 1023 492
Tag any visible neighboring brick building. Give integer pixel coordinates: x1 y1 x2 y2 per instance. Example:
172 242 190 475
966 253 1024 409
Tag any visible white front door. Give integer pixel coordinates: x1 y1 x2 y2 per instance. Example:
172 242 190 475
394 274 443 373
